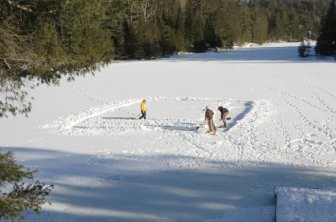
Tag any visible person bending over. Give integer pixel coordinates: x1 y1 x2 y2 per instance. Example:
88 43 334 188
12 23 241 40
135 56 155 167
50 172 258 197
218 106 229 128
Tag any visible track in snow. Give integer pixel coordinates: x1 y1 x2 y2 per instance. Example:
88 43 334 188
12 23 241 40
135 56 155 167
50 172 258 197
42 97 276 169
41 89 336 169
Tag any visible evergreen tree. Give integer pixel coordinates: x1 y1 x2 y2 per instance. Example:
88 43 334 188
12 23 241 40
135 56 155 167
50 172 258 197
160 24 179 55
184 0 206 52
240 6 253 43
122 20 139 59
316 0 336 56
174 4 186 50
251 8 268 44
0 0 113 117
0 151 53 221
204 18 218 48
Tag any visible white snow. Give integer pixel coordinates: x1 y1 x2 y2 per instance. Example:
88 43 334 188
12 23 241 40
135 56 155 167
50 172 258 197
1 42 336 222
275 187 336 222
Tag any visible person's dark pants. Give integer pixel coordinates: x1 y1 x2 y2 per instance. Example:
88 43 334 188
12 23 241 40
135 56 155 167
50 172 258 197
221 112 229 127
139 111 146 120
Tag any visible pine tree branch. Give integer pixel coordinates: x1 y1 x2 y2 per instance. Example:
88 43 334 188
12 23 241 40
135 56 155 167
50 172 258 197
5 0 57 14
5 0 33 12
3 59 12 70
0 57 33 62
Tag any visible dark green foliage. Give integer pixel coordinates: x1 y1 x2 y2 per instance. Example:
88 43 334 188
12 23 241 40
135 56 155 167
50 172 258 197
204 18 221 48
0 151 54 221
0 0 112 117
0 0 332 118
160 25 179 55
122 20 138 59
316 0 336 56
251 9 268 44
184 0 206 51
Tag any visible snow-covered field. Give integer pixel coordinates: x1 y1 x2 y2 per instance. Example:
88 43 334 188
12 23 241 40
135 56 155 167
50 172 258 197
1 43 336 222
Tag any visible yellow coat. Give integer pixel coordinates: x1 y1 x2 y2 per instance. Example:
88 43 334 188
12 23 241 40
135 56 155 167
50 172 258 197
140 102 147 112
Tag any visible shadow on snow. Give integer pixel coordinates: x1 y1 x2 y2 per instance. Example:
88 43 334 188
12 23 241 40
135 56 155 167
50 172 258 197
224 101 254 132
165 46 336 63
98 102 254 134
2 146 336 222
101 117 136 120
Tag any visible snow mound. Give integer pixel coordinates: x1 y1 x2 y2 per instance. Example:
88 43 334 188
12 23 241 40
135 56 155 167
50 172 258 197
275 187 336 222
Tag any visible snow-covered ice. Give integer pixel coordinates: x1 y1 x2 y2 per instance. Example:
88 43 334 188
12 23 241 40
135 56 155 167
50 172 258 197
1 43 336 222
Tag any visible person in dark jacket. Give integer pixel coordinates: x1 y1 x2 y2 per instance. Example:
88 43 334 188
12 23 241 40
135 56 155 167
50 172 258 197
205 106 216 134
218 106 229 128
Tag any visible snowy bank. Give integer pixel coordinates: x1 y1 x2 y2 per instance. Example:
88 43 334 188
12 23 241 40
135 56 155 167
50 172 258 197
275 187 336 222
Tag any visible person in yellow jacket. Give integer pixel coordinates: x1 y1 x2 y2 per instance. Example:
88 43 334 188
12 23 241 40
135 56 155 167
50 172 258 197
139 99 147 120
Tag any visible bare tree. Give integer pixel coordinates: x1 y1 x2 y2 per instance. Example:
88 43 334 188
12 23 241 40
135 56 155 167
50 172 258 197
140 0 157 25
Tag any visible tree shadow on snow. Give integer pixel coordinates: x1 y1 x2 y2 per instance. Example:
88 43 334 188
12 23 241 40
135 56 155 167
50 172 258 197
2 146 336 222
101 117 136 120
223 101 254 132
144 101 254 133
146 122 198 132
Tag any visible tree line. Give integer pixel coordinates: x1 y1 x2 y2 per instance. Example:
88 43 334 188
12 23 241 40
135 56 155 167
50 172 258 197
108 0 331 55
316 0 336 56
0 0 332 118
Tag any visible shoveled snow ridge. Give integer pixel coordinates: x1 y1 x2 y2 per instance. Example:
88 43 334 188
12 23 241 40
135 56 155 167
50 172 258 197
39 94 336 168
40 97 285 170
41 98 142 131
41 97 273 137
